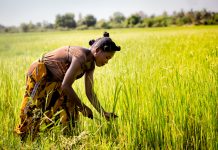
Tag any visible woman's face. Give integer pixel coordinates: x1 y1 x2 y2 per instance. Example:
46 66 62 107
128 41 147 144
94 50 115 67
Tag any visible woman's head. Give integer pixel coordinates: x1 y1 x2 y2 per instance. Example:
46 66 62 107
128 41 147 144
89 32 121 67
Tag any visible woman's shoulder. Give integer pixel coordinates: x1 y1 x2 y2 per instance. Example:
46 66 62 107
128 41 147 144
69 46 90 53
69 46 93 61
69 46 95 70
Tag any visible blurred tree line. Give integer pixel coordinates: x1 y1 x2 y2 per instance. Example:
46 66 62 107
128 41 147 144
0 9 218 33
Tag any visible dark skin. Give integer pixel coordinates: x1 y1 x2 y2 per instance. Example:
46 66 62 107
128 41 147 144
61 47 118 121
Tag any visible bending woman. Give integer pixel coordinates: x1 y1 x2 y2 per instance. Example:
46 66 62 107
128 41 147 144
15 32 120 140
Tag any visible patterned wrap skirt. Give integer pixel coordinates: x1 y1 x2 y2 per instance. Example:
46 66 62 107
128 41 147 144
15 61 79 140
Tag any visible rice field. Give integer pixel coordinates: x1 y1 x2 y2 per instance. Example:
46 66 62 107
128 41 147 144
0 26 217 149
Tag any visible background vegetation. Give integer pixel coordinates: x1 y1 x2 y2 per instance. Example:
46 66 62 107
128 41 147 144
0 26 217 149
0 9 218 33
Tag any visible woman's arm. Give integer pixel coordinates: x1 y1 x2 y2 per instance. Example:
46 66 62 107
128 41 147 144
85 70 105 115
61 57 93 118
85 70 118 120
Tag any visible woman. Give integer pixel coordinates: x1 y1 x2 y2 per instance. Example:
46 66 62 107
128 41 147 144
15 32 120 140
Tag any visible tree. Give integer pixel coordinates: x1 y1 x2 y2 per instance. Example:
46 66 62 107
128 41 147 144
126 14 142 27
4 26 19 33
143 18 154 27
0 24 5 32
82 15 97 27
36 22 42 28
20 23 29 32
194 11 201 25
55 14 63 27
42 21 54 29
214 13 218 24
161 11 170 26
110 12 125 23
64 13 76 28
55 13 76 28
186 9 195 24
28 22 36 31
162 11 168 18
108 12 126 28
96 19 110 29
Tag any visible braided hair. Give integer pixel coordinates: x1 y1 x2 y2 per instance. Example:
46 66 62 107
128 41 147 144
89 32 121 52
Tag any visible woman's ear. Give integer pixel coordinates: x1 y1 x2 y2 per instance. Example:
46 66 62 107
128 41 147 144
96 48 100 53
93 48 98 56
95 48 101 55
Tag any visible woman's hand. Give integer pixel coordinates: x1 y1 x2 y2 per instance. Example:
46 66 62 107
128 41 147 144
103 112 118 121
80 106 93 119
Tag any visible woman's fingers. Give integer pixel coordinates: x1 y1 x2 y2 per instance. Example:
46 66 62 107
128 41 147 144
88 114 93 119
81 106 93 119
104 112 118 121
112 113 118 118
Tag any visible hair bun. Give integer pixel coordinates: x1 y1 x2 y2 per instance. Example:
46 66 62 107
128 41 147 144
116 46 121 51
103 32 109 37
89 39 95 46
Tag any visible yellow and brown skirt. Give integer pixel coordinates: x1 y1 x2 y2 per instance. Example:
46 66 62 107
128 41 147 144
15 61 79 140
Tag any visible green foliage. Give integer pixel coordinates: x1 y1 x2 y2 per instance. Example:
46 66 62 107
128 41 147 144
107 12 126 28
1 9 218 33
55 13 76 29
96 19 111 29
110 12 126 24
126 14 142 27
80 15 97 27
0 27 217 149
20 23 29 32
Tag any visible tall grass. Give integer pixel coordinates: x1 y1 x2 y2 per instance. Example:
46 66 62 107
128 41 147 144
0 26 217 149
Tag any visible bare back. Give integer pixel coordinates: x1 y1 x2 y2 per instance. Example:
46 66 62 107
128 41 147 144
28 46 95 81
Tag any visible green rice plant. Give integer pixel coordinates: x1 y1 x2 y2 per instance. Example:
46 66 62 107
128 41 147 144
0 26 217 149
